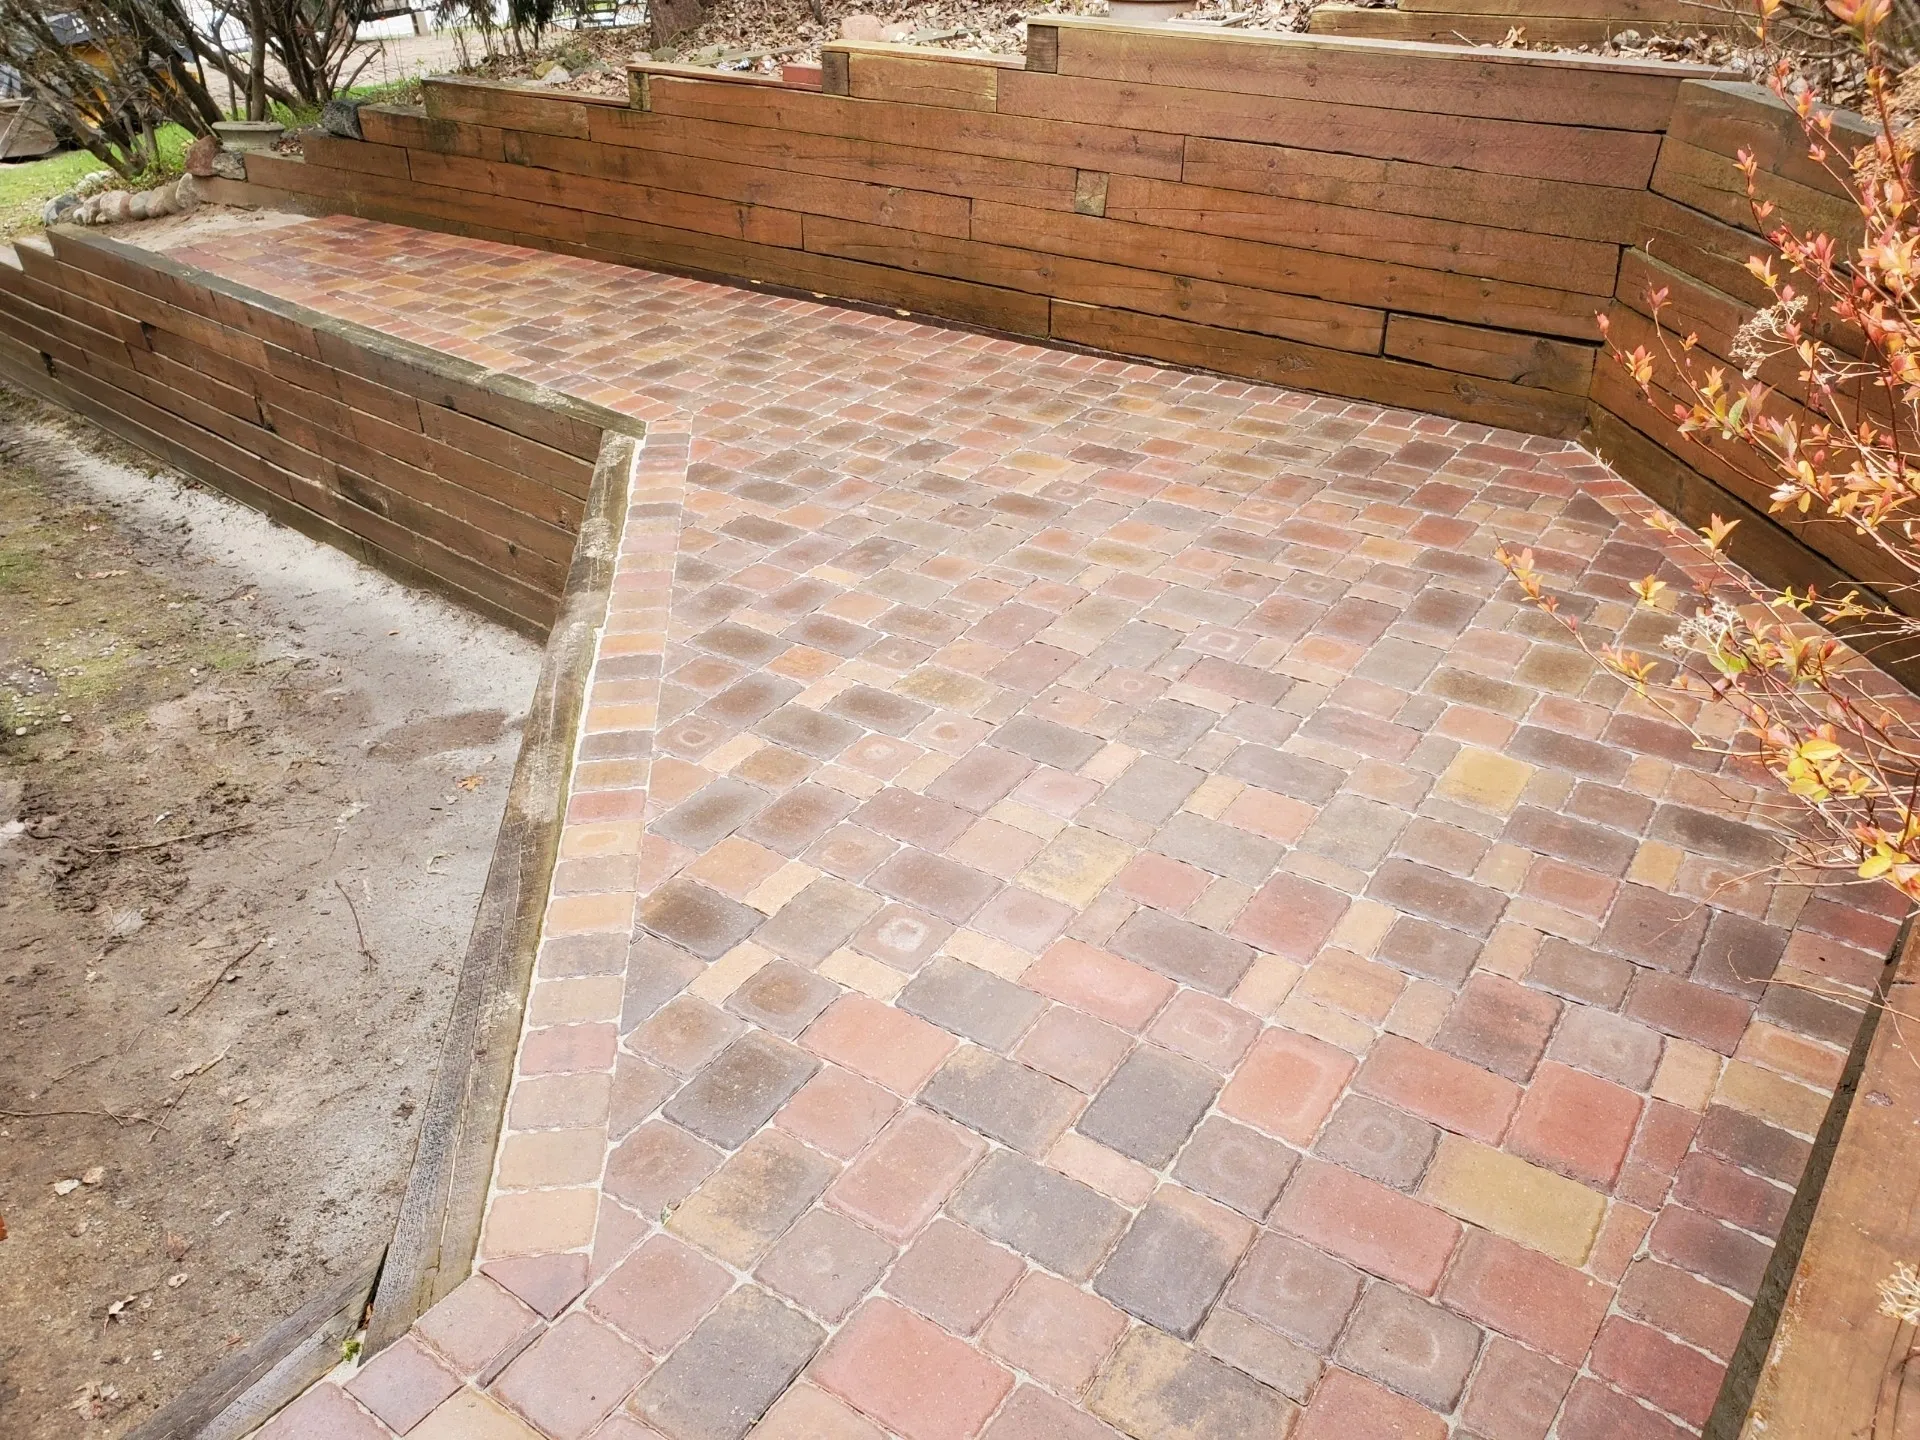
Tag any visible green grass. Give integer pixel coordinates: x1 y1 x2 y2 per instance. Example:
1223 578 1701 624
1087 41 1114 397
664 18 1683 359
0 124 194 241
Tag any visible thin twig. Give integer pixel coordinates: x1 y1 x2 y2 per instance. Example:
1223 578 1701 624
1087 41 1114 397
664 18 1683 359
0 1105 153 1128
180 939 262 1020
74 822 251 856
334 877 376 972
149 1048 229 1144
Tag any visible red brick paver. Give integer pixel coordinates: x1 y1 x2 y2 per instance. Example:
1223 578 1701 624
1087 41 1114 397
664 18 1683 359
202 216 1899 1440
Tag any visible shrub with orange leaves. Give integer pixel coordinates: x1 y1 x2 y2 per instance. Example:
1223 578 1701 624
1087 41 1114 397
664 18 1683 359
1499 0 1920 901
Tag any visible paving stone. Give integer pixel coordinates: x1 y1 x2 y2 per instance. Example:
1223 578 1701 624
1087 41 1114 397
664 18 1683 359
981 1270 1130 1394
884 1217 1026 1335
1598 885 1710 971
633 996 745 1077
587 1234 734 1354
1334 1283 1481 1411
1022 938 1175 1030
1108 907 1257 995
870 848 1001 923
1292 1366 1447 1440
741 784 859 856
813 1299 1014 1440
825 684 932 737
776 1065 899 1158
1354 1034 1519 1145
1088 1326 1296 1440
640 880 766 961
1694 909 1789 999
1232 873 1350 958
604 1122 724 1220
1173 1115 1299 1219
493 1313 653 1440
624 938 705 1033
257 1384 390 1440
1147 990 1261 1072
1225 1231 1365 1352
1503 805 1637 875
752 1384 888 1440
1077 1045 1221 1167
972 885 1074 952
928 745 1035 811
1094 1187 1254 1338
1224 744 1343 803
483 1252 591 1320
345 1335 462 1434
1014 1005 1133 1092
949 1149 1128 1280
1556 1377 1693 1440
900 958 1047 1051
1301 793 1410 870
1315 1095 1441 1190
1458 1335 1575 1440
665 1032 821 1147
803 994 956 1094
1526 936 1634 1008
850 904 953 972
1547 1006 1664 1089
1101 754 1207 824
1273 1160 1461 1296
631 1287 826 1440
1422 1136 1605 1269
854 788 975 849
828 1107 986 1241
1507 1060 1643 1186
757 876 885 964
757 705 864 760
656 779 772 851
1434 975 1561 1082
1153 811 1284 887
668 1129 838 1267
1375 916 1479 987
1367 859 1508 937
413 1275 542 1381
983 1385 1126 1440
755 1207 896 1322
1217 1028 1354 1146
996 713 1104 768
728 960 840 1037
920 1045 1081 1154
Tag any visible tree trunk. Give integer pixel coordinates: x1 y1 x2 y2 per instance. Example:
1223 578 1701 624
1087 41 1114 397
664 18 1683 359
246 0 267 119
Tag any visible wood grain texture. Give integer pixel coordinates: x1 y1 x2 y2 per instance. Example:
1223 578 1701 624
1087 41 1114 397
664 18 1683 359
1037 16 1714 129
1384 313 1597 393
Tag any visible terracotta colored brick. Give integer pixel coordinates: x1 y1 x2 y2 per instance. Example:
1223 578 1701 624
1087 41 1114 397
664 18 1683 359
1314 1094 1439 1191
1354 1034 1519 1143
1014 1005 1132 1093
1626 972 1751 1056
604 1121 723 1218
493 1313 653 1440
1293 1366 1447 1440
812 1299 1015 1440
1175 1114 1301 1218
1588 1315 1724 1428
415 1276 542 1381
1021 939 1175 1030
1458 1336 1574 1440
983 1385 1125 1440
1422 1137 1604 1268
828 1107 986 1241
1556 1378 1692 1440
258 1384 390 1440
1507 1061 1643 1187
521 1023 620 1076
1221 785 1317 844
981 1270 1129 1394
411 1390 543 1439
1218 1027 1356 1145
482 1187 600 1259
587 1234 733 1354
1272 1160 1460 1295
1232 873 1351 958
1438 1228 1610 1366
668 1129 838 1267
884 1218 1025 1335
775 1065 899 1158
1647 1205 1772 1298
483 1253 590 1320
802 995 956 1095
1617 1259 1751 1360
346 1337 462 1433
754 1383 888 1440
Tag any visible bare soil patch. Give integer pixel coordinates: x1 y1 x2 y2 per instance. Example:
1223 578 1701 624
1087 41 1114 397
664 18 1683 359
0 392 542 1437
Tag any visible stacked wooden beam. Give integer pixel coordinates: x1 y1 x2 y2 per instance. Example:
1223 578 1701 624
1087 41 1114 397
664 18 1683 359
0 228 628 633
231 21 1729 440
1308 0 1756 49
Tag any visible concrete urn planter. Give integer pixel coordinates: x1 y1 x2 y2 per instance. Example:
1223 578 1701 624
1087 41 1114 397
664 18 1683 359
212 120 284 153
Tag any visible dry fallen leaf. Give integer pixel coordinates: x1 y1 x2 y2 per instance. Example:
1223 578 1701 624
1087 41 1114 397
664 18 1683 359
456 774 484 792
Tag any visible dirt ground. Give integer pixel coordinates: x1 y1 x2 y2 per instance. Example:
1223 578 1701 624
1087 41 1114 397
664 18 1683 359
0 391 543 1437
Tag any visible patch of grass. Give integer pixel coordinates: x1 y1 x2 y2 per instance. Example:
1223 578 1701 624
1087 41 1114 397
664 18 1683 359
0 124 195 242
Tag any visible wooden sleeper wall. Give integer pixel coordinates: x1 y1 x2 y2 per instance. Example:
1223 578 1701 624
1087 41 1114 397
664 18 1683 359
234 21 1738 444
0 227 633 635
1308 0 1758 50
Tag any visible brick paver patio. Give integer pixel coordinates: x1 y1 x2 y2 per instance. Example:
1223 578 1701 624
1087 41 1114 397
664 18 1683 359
179 215 1904 1440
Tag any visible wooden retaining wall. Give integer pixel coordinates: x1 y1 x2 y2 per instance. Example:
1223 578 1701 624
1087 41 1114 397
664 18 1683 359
195 22 1880 616
0 227 642 635
1308 0 1755 50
